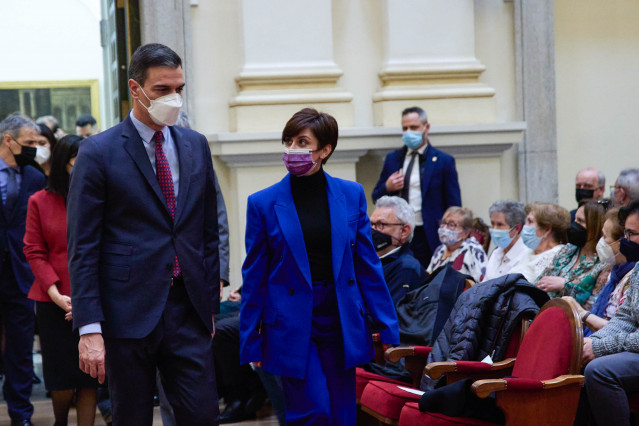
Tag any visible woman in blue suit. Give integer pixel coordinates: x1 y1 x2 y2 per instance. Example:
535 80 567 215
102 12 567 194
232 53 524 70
240 108 399 425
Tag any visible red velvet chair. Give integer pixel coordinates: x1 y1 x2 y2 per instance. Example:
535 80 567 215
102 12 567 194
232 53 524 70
397 298 585 426
359 318 529 425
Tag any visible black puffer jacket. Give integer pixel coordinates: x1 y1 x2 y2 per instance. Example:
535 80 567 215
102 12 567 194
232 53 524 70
422 273 549 390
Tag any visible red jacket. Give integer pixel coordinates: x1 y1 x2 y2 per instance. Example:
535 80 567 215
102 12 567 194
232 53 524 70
23 189 70 302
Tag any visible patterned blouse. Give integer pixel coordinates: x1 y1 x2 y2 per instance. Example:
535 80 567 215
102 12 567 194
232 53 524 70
426 236 488 282
535 243 607 310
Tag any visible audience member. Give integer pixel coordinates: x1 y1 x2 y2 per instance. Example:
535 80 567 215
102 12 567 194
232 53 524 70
579 202 639 425
536 200 608 309
572 168 605 222
34 124 55 176
35 115 65 140
370 195 427 304
23 135 98 426
483 200 530 281
371 106 461 267
0 115 47 426
426 206 487 282
568 205 637 337
612 168 639 207
75 114 99 138
509 202 570 282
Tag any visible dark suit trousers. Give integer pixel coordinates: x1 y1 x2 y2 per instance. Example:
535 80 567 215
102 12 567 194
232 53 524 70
0 253 34 422
104 283 218 426
410 225 432 268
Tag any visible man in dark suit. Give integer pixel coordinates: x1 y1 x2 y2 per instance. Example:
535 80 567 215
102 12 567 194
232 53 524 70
372 106 461 267
67 43 220 425
0 115 46 426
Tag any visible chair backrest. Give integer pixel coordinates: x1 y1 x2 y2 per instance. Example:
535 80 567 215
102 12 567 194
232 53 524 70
511 298 583 380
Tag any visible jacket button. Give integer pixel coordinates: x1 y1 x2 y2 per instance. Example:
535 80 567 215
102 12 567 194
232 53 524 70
288 289 295 295
348 279 355 286
166 263 172 272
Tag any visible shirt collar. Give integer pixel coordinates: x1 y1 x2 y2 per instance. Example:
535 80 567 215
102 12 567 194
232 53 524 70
130 110 169 145
0 156 19 174
503 236 530 262
407 141 429 156
379 245 403 260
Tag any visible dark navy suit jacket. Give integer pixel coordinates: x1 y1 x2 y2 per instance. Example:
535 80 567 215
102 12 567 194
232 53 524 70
0 165 46 294
240 173 400 379
372 144 461 253
67 116 220 338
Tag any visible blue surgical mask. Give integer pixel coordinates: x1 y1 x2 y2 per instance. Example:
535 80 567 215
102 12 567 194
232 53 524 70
490 227 515 249
521 225 542 250
402 131 423 150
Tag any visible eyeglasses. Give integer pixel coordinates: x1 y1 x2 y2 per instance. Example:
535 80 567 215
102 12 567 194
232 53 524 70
597 199 612 211
624 229 639 240
371 221 404 231
439 220 464 231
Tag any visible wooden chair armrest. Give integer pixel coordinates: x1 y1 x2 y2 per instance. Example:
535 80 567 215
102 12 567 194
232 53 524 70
384 346 416 363
471 379 508 398
541 375 585 389
491 358 516 370
424 362 458 379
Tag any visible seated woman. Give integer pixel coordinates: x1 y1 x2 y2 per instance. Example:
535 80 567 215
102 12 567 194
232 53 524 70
564 206 636 335
510 202 570 282
426 206 487 282
535 200 609 310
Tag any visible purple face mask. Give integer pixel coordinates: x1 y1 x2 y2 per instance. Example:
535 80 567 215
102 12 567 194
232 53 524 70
283 148 317 176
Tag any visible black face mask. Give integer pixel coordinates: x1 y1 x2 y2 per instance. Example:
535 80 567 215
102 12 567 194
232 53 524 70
567 222 588 248
576 188 595 203
371 229 394 252
619 238 639 262
12 144 37 168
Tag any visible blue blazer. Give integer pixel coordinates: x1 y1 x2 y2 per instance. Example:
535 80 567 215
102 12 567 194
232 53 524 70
372 144 461 252
240 173 400 379
0 165 45 295
67 116 220 338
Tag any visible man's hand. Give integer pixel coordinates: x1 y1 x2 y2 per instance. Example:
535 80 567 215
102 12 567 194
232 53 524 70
385 171 404 193
220 280 224 301
78 333 106 384
582 337 595 365
211 315 216 339
228 289 241 303
537 276 566 292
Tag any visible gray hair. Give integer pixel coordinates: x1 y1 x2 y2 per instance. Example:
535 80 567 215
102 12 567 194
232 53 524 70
618 168 639 201
35 115 59 129
488 199 526 228
401 106 428 125
374 196 416 242
0 115 39 141
577 167 606 187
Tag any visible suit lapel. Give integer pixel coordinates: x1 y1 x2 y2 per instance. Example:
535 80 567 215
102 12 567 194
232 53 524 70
419 144 436 195
171 126 193 224
274 175 312 286
326 173 347 282
121 117 170 215
7 166 35 223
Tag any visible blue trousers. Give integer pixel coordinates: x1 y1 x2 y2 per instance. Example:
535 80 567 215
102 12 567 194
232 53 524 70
583 351 639 426
0 255 34 422
281 280 356 425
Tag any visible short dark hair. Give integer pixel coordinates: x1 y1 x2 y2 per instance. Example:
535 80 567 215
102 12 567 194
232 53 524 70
401 106 428 124
128 43 182 87
618 199 639 228
47 135 84 200
281 108 338 165
75 114 97 127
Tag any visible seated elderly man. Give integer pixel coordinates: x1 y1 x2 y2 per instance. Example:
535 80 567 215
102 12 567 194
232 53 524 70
572 168 606 222
370 196 427 304
482 200 531 282
578 201 639 426
612 168 639 207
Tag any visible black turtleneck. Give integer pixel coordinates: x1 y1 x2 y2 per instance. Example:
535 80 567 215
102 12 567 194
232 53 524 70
290 169 333 281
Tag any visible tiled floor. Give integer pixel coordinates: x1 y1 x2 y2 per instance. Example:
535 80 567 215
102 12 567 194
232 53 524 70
0 354 279 425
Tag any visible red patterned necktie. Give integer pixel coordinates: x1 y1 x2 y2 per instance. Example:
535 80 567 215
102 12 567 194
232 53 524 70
153 131 181 276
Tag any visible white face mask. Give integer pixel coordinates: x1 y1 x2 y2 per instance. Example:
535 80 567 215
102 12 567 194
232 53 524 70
35 146 50 165
596 236 619 265
138 86 182 127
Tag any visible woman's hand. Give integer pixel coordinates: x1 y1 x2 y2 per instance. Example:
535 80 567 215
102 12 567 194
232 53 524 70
47 284 72 312
537 276 566 292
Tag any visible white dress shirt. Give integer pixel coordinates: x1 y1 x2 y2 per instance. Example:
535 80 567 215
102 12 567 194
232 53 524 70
482 236 532 282
403 144 428 226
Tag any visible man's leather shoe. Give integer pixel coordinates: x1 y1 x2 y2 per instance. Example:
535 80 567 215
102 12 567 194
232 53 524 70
11 420 33 426
219 399 255 424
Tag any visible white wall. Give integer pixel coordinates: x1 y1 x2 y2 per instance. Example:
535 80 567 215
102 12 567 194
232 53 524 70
555 1 639 209
0 0 104 124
